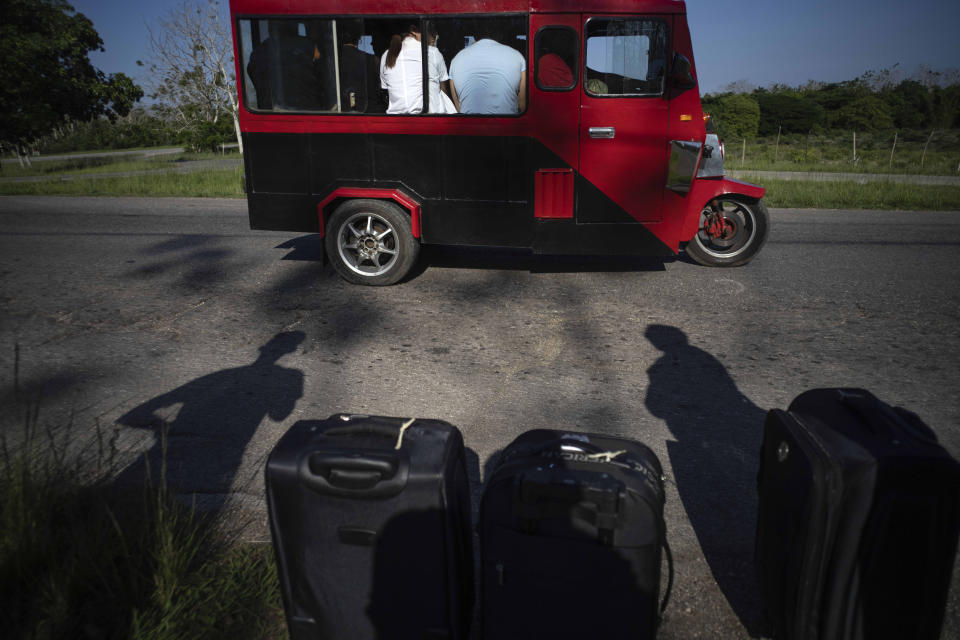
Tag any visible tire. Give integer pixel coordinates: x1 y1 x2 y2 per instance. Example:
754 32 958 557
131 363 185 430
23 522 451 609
324 199 419 285
685 197 770 267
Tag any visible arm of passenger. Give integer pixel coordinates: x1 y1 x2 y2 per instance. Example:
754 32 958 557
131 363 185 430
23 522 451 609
448 79 461 113
518 70 527 113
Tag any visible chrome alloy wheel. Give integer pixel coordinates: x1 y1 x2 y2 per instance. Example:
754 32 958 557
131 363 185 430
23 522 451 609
336 212 399 277
694 199 757 260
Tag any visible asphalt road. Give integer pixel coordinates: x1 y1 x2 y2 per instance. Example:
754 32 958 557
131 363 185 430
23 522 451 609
1 196 959 639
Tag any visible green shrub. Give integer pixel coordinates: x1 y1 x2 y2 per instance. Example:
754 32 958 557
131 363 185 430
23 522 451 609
0 398 283 640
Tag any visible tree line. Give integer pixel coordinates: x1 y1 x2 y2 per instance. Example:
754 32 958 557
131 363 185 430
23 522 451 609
37 108 198 154
702 70 960 140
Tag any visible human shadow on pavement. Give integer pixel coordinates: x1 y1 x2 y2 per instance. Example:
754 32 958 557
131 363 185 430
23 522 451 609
275 235 326 261
644 324 767 636
114 331 305 511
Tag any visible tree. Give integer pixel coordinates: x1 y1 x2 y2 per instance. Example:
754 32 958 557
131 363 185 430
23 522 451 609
721 79 756 95
829 94 894 131
882 80 933 129
145 0 242 153
714 94 761 139
754 91 826 135
0 0 142 150
40 108 178 153
931 84 960 128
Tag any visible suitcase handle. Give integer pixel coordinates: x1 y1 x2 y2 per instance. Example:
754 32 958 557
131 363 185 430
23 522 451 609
838 389 939 446
300 450 409 498
504 439 615 464
324 423 403 440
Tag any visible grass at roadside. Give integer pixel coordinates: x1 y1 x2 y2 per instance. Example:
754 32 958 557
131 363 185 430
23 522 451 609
0 409 284 640
0 168 244 198
4 158 175 177
751 177 960 210
2 151 238 178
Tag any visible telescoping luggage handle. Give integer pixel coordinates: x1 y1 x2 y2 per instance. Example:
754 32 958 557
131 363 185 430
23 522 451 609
836 389 940 446
505 437 657 474
298 419 413 498
507 438 614 460
505 437 665 498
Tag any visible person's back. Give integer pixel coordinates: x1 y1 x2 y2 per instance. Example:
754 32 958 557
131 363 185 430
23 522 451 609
247 24 325 111
339 44 385 112
449 39 526 114
380 35 424 114
275 33 325 110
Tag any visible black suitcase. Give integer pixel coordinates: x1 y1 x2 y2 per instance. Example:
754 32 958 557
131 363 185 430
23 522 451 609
756 388 960 640
266 414 474 640
480 429 671 640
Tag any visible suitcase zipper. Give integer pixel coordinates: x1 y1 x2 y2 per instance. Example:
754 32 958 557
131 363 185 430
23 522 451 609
784 412 844 639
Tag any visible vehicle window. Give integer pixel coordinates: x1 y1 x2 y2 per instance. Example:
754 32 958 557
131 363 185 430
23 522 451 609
238 17 404 114
534 26 577 91
335 18 396 114
239 18 333 112
584 18 668 97
239 15 527 116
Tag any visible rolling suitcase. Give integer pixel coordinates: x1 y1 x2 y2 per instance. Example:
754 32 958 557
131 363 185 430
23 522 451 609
480 429 671 640
266 414 474 640
756 388 960 640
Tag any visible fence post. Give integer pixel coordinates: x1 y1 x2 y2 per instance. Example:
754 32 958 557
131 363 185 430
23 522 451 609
774 125 781 163
741 139 746 168
921 130 935 169
889 131 897 169
852 130 856 164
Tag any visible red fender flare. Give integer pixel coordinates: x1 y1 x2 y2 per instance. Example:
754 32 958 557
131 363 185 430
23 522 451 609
317 188 422 238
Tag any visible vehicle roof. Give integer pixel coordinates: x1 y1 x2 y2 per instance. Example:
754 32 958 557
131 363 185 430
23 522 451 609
229 0 687 16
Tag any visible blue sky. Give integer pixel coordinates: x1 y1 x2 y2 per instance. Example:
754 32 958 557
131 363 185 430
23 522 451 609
75 0 960 96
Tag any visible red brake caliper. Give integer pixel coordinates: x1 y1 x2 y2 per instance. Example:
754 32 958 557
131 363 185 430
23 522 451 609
701 203 737 240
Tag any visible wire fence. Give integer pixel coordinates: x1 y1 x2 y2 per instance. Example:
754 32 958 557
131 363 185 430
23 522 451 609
727 129 960 175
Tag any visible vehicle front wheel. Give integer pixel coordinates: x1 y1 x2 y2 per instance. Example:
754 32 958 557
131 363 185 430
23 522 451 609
325 199 419 285
685 198 770 267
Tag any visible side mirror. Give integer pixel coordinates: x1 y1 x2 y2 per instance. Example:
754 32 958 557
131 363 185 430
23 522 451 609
668 53 697 91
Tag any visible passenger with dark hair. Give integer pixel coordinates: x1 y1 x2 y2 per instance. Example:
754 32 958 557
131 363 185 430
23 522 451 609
247 21 326 111
337 20 386 113
380 23 458 114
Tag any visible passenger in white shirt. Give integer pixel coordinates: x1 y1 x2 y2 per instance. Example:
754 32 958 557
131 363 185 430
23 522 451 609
380 24 459 115
449 36 527 114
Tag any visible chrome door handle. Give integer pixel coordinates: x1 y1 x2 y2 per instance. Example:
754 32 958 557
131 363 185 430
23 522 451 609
589 127 615 139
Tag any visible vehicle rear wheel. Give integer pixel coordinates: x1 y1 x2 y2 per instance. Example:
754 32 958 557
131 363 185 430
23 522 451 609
685 198 769 267
325 199 419 285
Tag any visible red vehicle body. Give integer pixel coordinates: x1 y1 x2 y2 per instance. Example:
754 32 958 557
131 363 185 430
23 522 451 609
229 0 768 284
